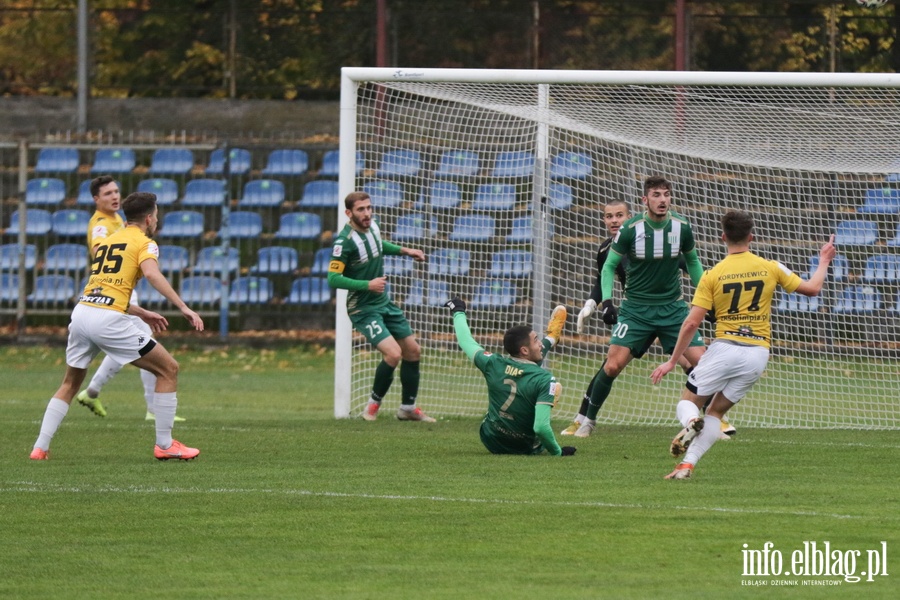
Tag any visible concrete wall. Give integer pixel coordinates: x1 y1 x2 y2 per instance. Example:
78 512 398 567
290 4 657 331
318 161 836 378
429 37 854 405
0 97 340 138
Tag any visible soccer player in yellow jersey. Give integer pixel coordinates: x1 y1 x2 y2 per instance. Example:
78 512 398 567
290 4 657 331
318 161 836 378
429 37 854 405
74 176 184 423
650 210 835 479
31 192 204 461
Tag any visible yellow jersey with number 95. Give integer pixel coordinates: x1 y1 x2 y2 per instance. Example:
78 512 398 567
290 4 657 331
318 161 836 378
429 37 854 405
79 226 159 313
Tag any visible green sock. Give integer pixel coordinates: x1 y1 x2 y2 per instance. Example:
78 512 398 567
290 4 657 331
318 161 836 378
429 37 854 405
372 360 396 400
400 360 420 406
585 365 615 420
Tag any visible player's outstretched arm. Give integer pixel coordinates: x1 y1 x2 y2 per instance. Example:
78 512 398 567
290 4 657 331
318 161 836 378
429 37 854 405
796 234 836 297
140 259 204 332
650 304 706 384
533 403 568 456
127 304 169 333
445 297 483 361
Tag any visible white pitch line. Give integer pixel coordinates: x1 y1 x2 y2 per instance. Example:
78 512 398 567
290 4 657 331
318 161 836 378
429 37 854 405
0 481 865 520
732 439 900 450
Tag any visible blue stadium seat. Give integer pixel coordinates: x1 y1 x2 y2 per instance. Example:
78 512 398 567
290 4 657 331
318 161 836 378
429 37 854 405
76 180 95 206
393 213 436 242
91 148 135 173
363 180 405 208
26 178 66 206
0 243 37 271
137 178 179 206
892 291 900 315
492 150 534 178
159 210 204 238
810 253 848 283
310 247 333 276
239 179 285 208
425 279 451 307
449 215 495 242
470 279 517 308
206 148 252 176
774 290 820 313
251 246 299 275
834 220 877 246
548 182 574 210
193 246 240 274
403 280 424 306
157 245 190 274
135 277 169 307
6 209 52 236
550 151 592 180
273 212 322 239
473 183 517 211
489 249 533 278
298 180 339 208
435 150 480 177
181 178 227 207
319 149 364 177
148 148 194 175
419 181 462 210
28 275 76 305
857 188 900 215
887 223 900 247
862 253 900 284
287 277 331 305
506 216 538 243
833 285 881 314
428 249 470 277
229 276 274 305
376 148 421 178
35 148 79 173
44 243 87 273
0 273 19 303
384 255 414 276
220 211 263 239
51 209 90 238
179 276 222 307
262 149 309 176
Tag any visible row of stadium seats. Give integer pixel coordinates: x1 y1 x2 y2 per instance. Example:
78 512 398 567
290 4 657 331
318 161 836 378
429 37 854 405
31 147 594 180
775 285 900 314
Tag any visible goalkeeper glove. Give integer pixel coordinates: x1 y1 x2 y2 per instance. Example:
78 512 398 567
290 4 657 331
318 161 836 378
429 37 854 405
561 446 577 456
576 299 596 333
704 309 717 324
444 296 467 315
600 299 618 325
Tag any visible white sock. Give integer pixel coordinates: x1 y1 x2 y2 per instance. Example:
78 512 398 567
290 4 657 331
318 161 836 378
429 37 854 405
398 404 414 412
683 415 720 467
140 369 157 413
153 392 178 448
677 400 701 428
574 414 585 424
34 398 70 451
88 355 124 395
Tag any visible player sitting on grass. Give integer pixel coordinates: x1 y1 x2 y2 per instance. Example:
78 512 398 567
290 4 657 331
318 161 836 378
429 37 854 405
651 210 835 480
446 296 575 456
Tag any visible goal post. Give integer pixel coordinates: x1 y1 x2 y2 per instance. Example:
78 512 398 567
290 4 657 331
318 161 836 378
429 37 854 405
335 67 900 429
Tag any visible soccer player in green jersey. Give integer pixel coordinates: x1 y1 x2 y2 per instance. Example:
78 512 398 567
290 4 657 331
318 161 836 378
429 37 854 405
327 191 435 422
574 176 708 438
445 296 575 456
651 210 834 479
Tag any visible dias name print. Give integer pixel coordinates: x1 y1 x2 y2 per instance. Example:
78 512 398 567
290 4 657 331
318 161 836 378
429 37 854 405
741 541 888 584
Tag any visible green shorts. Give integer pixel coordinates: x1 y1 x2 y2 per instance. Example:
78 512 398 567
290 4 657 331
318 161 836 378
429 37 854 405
479 420 544 455
349 302 414 347
611 299 704 359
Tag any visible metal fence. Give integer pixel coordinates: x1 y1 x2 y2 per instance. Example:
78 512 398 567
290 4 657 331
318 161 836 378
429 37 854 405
0 137 339 338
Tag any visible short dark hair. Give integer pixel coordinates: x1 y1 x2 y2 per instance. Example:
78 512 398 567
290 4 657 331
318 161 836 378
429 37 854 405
722 210 754 243
503 325 533 357
90 175 116 198
122 192 157 223
344 191 371 211
643 175 671 196
604 199 630 212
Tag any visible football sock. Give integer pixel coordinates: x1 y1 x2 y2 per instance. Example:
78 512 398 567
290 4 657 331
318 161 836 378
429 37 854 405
372 360 396 400
140 369 157 413
34 398 69 451
153 392 177 448
577 368 600 418
88 355 124 396
585 366 615 420
683 415 720 467
677 400 701 428
399 360 420 406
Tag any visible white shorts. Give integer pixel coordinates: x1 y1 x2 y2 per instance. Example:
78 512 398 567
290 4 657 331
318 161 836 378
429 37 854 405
685 340 769 403
66 304 157 369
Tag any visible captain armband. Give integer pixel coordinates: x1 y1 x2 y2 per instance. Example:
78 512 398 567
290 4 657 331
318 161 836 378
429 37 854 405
328 260 345 274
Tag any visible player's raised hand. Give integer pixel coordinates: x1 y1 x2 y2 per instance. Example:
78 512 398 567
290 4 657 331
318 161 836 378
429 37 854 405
820 234 836 264
444 296 467 315
576 299 596 333
600 299 618 325
368 276 388 293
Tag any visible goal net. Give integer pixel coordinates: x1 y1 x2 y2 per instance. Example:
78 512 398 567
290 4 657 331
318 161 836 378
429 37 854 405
335 68 900 429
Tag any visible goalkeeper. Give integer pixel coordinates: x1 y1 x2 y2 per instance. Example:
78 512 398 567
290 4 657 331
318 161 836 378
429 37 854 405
445 297 575 457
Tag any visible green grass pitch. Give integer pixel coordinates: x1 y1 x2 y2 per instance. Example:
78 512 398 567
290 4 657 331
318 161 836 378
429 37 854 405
0 345 897 599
